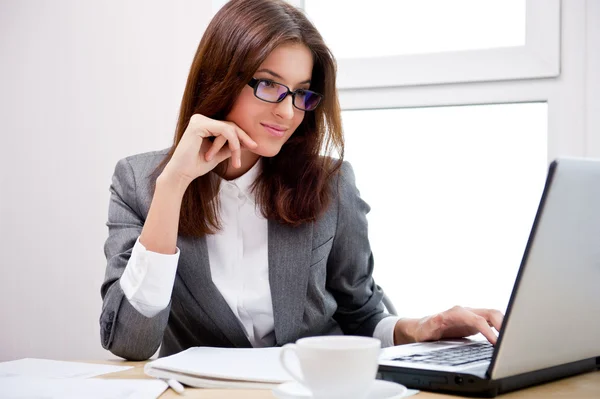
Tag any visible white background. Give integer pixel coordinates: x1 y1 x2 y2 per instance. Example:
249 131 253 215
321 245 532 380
1 0 599 362
0 0 211 361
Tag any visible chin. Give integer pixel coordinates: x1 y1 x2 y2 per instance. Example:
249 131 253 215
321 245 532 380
252 142 284 158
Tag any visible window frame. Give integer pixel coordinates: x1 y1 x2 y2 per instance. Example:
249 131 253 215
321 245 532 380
330 0 592 165
309 0 560 89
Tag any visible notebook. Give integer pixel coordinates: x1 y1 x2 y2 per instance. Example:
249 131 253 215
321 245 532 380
377 158 600 397
144 346 297 389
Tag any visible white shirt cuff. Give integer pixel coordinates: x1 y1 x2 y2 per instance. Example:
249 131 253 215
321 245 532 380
119 237 180 318
373 316 401 348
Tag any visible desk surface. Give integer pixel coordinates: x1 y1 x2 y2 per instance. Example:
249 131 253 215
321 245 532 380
96 360 600 398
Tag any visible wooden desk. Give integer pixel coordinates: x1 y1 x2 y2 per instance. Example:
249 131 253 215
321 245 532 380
98 360 600 399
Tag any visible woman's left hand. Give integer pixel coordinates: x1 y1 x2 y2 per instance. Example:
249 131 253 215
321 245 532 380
394 306 504 346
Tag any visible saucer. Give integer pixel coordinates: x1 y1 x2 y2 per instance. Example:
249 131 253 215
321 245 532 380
272 379 408 399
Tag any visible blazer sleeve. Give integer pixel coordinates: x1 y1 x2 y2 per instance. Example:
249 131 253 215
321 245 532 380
327 161 391 337
99 157 171 360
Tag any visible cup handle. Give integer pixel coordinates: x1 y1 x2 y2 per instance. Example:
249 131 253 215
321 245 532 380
279 343 305 385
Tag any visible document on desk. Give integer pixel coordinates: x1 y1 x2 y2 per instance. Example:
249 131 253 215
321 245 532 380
144 346 299 389
0 358 133 379
0 376 167 399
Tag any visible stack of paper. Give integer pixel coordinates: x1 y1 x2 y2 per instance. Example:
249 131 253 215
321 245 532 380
0 376 168 399
0 358 132 379
0 358 167 399
144 346 299 389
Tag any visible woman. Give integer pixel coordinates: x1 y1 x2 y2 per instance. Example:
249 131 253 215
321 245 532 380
101 0 503 361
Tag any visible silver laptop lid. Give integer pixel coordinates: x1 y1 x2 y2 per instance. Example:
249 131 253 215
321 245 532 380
490 158 600 379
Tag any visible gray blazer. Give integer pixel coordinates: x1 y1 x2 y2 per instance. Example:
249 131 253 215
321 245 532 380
100 149 390 360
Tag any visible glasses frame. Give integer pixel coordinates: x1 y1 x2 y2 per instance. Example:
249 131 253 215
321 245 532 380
247 78 324 111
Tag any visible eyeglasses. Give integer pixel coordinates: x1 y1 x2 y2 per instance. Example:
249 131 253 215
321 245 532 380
247 78 323 111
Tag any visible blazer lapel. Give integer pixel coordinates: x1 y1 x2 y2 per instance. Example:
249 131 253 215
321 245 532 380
268 220 313 346
176 235 251 347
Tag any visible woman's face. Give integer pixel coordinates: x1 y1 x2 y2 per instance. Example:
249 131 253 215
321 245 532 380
226 42 314 158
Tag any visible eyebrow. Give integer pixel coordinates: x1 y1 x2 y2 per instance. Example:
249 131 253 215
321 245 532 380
256 68 311 85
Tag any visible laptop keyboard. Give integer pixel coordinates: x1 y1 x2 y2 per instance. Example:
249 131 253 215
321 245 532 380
392 342 494 367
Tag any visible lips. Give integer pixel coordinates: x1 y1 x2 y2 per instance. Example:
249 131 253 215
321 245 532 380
261 123 288 138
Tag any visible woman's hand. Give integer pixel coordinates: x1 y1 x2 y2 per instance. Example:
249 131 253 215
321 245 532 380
160 114 257 187
394 306 504 346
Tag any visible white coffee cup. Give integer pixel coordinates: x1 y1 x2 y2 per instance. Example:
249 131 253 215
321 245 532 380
279 336 381 399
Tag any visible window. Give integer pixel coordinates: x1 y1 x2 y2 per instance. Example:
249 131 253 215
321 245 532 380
305 0 526 58
305 0 560 88
341 103 547 316
299 1 582 319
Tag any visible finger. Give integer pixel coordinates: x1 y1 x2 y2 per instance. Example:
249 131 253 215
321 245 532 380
230 144 242 169
203 119 249 168
233 125 258 148
211 126 241 168
487 310 504 332
205 129 240 168
469 308 504 333
205 135 228 161
469 313 498 345
202 120 242 151
213 147 232 164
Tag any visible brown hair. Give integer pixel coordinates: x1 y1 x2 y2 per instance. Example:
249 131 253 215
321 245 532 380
155 0 344 237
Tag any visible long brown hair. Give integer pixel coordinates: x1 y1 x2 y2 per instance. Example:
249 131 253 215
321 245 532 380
155 0 344 237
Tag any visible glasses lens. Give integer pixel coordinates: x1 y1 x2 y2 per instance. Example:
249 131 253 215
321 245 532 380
296 90 321 111
254 79 322 111
256 80 287 102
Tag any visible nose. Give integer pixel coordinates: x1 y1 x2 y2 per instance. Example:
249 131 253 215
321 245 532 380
273 93 295 120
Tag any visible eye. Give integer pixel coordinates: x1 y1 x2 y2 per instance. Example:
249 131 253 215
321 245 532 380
261 79 276 88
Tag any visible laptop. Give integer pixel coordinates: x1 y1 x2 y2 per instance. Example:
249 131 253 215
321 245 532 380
377 158 600 397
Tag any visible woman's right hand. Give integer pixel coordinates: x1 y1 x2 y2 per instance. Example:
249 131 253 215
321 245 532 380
160 114 257 187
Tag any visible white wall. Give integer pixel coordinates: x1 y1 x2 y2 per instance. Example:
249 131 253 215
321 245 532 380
587 0 600 157
0 0 211 361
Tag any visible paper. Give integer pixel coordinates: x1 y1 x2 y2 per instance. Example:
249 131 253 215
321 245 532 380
145 365 282 389
0 376 167 399
147 346 298 383
0 358 133 379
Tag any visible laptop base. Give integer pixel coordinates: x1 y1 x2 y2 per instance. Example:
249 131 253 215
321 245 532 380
377 357 598 397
